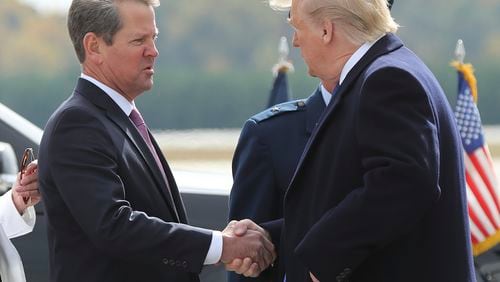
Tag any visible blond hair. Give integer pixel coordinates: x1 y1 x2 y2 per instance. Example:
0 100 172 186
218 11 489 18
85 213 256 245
304 0 398 44
272 0 398 44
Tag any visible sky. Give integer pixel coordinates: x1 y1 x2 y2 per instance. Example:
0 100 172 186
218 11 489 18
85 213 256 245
20 0 71 13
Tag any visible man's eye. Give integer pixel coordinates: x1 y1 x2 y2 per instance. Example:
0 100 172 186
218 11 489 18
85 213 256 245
132 39 144 45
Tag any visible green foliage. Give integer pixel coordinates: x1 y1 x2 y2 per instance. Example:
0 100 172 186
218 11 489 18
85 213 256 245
0 0 499 129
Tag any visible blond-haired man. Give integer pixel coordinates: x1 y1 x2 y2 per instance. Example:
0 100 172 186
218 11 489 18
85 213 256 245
231 0 475 281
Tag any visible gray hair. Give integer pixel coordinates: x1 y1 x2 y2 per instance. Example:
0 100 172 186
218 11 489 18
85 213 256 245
302 0 398 44
68 0 160 63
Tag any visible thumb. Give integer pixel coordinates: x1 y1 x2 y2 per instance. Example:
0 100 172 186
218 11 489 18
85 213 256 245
233 220 249 236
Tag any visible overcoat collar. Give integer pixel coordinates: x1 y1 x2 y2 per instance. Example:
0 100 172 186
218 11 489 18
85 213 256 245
286 33 404 197
305 86 327 135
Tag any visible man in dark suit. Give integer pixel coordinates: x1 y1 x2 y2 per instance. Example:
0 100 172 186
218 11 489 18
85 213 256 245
229 86 327 282
229 3 402 282
230 0 476 281
37 1 275 281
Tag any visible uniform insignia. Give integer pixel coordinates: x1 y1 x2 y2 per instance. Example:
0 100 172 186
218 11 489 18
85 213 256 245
251 99 307 123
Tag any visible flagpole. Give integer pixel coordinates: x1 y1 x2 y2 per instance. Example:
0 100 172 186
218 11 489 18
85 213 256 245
452 39 478 103
272 36 294 77
455 39 466 65
268 36 293 107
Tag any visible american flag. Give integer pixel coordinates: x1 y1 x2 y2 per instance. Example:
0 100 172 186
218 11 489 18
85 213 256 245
453 62 500 256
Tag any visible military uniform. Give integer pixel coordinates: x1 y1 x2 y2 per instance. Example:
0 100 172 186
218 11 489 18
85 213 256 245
228 87 325 282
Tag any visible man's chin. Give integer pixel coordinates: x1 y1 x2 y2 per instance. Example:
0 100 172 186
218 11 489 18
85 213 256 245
307 69 318 78
139 81 154 93
146 77 154 88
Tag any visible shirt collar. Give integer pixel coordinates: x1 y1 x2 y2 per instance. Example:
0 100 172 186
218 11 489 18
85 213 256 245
339 36 384 86
320 84 333 106
80 73 135 116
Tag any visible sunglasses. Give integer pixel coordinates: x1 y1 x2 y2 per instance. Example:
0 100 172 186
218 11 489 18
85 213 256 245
19 147 35 204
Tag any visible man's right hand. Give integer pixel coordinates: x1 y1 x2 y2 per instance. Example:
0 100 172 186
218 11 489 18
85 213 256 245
221 219 276 277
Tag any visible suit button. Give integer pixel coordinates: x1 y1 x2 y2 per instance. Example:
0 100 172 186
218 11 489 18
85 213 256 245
176 260 182 267
169 260 176 266
162 258 169 265
182 261 188 268
344 268 352 274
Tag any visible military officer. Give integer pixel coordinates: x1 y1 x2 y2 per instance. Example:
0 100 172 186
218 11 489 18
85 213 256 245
228 81 332 281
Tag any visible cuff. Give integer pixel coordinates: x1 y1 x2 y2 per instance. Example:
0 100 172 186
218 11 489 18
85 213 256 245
203 230 222 265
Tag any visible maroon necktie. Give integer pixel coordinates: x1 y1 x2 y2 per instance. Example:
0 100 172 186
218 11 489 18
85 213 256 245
129 108 156 154
129 108 174 198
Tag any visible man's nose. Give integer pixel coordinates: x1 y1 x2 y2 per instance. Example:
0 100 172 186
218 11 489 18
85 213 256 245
145 41 159 57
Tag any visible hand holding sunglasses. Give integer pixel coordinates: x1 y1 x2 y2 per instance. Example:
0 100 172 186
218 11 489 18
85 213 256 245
17 148 39 206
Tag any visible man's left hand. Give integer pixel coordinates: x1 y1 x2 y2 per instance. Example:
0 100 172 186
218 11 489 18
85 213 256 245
12 160 40 214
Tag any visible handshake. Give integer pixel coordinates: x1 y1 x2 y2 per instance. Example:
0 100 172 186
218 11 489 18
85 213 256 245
220 219 276 277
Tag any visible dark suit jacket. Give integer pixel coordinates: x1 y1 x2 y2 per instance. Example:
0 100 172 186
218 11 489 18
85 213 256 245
228 89 325 282
267 33 476 282
38 79 213 282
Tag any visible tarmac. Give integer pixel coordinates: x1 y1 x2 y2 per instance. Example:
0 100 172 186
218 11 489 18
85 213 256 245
154 127 500 183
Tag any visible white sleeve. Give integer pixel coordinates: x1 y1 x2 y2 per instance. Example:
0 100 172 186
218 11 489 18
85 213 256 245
203 230 222 265
0 190 35 239
0 225 27 282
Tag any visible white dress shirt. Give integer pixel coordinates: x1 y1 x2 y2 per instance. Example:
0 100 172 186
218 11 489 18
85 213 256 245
80 74 223 264
320 84 333 106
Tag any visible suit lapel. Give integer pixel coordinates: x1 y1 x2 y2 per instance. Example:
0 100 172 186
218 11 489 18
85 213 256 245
74 78 181 222
285 33 404 199
149 135 187 223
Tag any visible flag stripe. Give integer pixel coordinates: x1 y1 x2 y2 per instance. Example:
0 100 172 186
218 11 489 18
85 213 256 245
466 185 496 235
481 146 500 201
465 155 500 228
468 208 485 244
482 146 499 179
470 149 500 211
466 170 500 230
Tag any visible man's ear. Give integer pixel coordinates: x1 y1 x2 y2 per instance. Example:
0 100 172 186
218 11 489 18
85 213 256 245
322 19 334 44
83 32 103 64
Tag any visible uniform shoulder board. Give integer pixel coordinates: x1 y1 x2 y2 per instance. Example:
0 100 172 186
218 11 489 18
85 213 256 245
251 99 307 123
